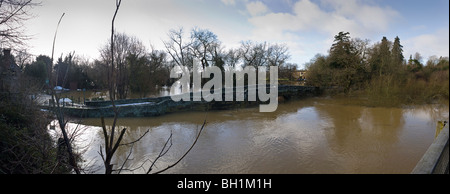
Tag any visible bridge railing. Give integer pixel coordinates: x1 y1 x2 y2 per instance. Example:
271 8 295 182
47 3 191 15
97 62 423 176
411 124 449 174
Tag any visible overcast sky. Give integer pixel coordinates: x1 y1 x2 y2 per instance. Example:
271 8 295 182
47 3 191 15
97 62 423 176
23 0 449 68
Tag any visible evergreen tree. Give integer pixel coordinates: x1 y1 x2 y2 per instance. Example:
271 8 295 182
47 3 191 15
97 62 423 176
24 55 51 85
407 53 423 72
391 36 404 67
378 37 391 76
326 32 364 92
329 32 354 69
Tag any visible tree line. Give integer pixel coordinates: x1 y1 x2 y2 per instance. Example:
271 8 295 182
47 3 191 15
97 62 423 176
16 27 296 100
305 31 449 106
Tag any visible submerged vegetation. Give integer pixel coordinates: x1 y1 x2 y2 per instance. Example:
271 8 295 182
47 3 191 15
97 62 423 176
305 32 449 107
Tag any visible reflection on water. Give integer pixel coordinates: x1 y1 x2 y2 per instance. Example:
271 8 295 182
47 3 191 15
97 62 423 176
67 97 448 174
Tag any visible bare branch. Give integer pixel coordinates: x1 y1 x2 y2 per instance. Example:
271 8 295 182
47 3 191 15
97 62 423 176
150 117 207 174
146 130 174 174
51 13 65 64
117 145 134 174
0 0 39 48
101 117 110 155
120 129 150 146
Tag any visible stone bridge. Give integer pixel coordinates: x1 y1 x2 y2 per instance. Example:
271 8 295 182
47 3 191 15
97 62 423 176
41 85 320 118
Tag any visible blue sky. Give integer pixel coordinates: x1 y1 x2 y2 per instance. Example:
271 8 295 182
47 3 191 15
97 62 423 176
25 0 449 69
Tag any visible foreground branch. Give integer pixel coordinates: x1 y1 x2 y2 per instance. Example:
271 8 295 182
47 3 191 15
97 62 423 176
149 117 207 174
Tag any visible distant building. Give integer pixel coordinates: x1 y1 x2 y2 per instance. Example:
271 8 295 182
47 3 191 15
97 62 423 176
292 70 307 81
0 49 21 93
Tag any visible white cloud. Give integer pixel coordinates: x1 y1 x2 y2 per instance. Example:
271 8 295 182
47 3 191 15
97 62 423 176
246 1 269 16
290 0 399 37
323 0 399 34
404 28 450 59
248 0 399 38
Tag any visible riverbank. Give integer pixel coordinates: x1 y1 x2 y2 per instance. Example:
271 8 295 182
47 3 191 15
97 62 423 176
316 71 449 108
321 89 449 109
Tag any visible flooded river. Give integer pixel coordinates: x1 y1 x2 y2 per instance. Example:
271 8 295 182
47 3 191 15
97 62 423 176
59 97 448 174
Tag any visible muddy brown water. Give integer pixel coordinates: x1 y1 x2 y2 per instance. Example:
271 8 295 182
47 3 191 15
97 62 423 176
56 97 448 174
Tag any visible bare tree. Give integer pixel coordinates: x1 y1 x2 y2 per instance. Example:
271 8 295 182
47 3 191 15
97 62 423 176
224 48 240 68
98 0 122 174
0 0 39 48
13 48 33 69
239 40 268 68
267 43 290 67
100 32 146 100
190 28 221 69
239 41 290 68
163 28 193 70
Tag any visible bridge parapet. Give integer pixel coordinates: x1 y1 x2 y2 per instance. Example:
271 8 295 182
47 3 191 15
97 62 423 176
412 125 449 174
42 85 319 118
